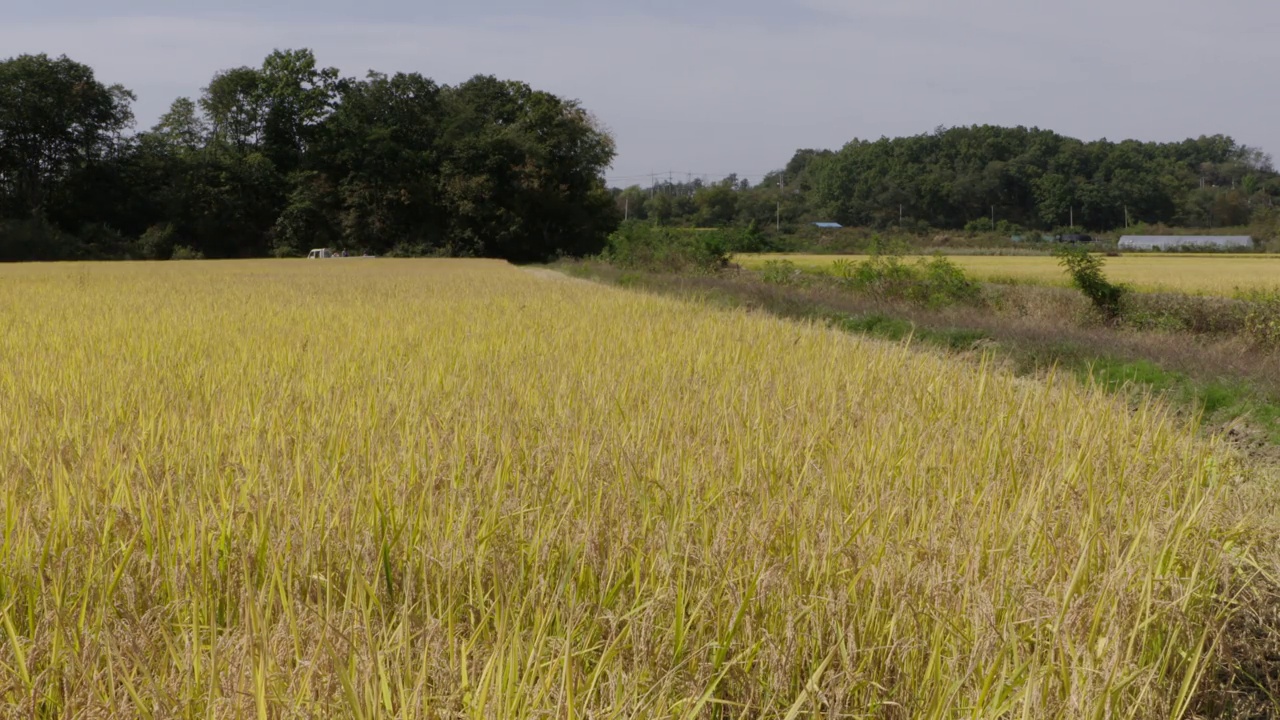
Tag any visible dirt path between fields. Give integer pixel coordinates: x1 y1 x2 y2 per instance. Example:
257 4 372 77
522 266 594 285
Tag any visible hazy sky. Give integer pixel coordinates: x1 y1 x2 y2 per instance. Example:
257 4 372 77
4 1 1278 184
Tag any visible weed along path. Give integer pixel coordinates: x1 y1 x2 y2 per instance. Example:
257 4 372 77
1 258 1278 716
737 252 1280 295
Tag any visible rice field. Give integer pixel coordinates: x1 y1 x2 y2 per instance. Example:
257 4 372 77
735 253 1280 295
0 259 1271 717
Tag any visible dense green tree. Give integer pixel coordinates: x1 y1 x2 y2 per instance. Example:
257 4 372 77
694 183 738 226
618 126 1275 234
614 186 650 221
0 50 618 262
201 66 267 153
150 98 208 155
271 170 339 256
437 75 616 261
647 193 674 224
258 49 340 170
3 49 1277 262
0 54 134 219
315 71 448 254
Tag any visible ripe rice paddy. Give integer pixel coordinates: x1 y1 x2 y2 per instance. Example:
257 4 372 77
735 253 1280 295
0 259 1272 717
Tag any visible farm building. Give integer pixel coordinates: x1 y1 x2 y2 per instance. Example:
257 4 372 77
1119 235 1253 251
813 222 843 229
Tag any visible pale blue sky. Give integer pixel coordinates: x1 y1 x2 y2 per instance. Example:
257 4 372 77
4 1 1278 183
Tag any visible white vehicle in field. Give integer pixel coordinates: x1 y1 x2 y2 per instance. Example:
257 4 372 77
307 248 371 259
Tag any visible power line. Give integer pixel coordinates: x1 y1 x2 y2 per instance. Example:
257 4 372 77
605 171 776 184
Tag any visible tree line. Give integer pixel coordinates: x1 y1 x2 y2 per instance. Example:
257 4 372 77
0 51 617 262
5 50 1275 264
612 126 1280 233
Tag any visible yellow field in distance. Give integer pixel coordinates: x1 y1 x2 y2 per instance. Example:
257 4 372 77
0 259 1268 717
736 252 1280 295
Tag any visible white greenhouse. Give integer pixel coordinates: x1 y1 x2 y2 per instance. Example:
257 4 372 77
1118 235 1253 251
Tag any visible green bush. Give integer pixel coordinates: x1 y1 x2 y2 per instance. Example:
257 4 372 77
138 224 177 260
605 222 730 273
170 245 205 260
387 242 428 258
1054 247 1126 322
728 222 773 253
831 253 982 308
918 255 983 306
77 223 132 259
1123 293 1247 336
1239 289 1280 348
759 260 802 285
0 216 75 260
864 234 910 257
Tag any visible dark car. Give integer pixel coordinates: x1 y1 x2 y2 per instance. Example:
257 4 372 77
1058 233 1095 243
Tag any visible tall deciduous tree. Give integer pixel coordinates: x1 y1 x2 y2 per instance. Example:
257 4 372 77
147 98 208 155
259 49 340 170
201 66 267 153
438 75 616 261
0 54 134 217
315 71 448 254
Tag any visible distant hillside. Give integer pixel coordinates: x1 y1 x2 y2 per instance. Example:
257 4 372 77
612 126 1279 233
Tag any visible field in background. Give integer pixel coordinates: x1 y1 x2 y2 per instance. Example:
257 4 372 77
736 252 1280 295
0 259 1270 717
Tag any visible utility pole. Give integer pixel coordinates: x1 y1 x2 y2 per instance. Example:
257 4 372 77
624 196 629 221
777 174 783 232
1070 206 1074 228
991 205 995 231
900 204 904 225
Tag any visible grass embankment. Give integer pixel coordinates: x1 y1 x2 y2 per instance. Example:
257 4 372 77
1 259 1277 716
736 253 1280 296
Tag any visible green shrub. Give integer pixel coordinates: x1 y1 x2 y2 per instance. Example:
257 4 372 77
0 216 75 260
728 222 772 253
828 259 856 280
1054 247 1126 322
834 313 915 340
759 260 802 285
387 242 428 258
605 222 729 273
138 224 177 260
831 253 981 308
1123 293 1246 336
616 272 644 288
1239 289 1280 348
918 255 983 306
865 234 910 257
170 245 205 260
76 223 132 259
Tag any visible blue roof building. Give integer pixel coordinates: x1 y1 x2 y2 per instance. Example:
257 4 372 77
813 222 843 229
